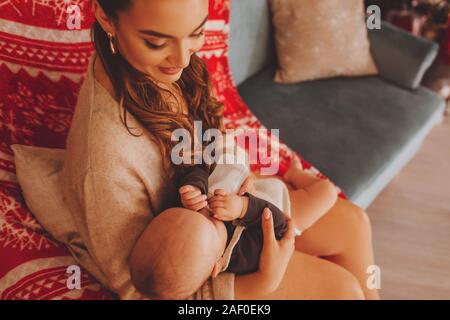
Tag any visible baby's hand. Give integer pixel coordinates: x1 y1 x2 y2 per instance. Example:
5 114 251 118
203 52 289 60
208 189 248 221
179 185 208 212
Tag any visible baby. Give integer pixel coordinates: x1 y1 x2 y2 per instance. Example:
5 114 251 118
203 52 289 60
129 159 290 299
130 152 338 300
176 163 291 275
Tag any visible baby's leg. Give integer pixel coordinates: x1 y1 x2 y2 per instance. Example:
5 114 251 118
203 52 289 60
288 179 338 232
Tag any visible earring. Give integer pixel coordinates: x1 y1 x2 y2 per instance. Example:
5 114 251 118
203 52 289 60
107 32 117 55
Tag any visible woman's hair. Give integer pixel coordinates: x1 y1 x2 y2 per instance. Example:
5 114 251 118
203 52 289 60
92 0 224 180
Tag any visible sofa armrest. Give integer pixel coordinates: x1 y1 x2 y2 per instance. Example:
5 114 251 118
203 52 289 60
368 21 440 90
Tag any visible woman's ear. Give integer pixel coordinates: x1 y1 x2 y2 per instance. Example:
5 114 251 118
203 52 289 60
211 257 226 278
92 0 116 34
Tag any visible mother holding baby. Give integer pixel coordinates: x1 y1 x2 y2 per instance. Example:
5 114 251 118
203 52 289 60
61 0 380 300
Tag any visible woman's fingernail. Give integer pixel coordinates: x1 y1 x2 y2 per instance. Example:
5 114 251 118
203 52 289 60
264 209 271 220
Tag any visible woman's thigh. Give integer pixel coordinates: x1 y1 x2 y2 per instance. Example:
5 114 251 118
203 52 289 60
247 251 365 300
294 197 371 257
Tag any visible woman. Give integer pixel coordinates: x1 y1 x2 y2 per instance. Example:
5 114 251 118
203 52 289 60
61 0 380 299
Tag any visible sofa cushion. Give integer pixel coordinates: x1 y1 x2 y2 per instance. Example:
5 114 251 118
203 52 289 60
269 0 378 84
237 66 445 202
368 21 440 91
10 144 110 286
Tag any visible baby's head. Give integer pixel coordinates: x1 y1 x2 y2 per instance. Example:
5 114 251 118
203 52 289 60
130 208 228 300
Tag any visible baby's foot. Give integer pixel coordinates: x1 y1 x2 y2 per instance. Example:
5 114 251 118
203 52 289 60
283 152 303 185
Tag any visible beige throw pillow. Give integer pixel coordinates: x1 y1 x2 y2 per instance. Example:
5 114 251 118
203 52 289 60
269 0 378 84
10 144 108 287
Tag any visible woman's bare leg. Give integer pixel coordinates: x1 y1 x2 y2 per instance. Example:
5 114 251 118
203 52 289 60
287 183 338 231
241 250 365 300
282 152 321 189
293 197 381 300
282 154 380 299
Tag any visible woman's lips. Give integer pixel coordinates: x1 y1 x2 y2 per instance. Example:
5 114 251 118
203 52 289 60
158 66 182 75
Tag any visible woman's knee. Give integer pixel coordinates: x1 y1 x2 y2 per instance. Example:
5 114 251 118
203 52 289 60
327 265 366 300
268 253 365 300
353 205 372 238
297 253 366 300
340 199 372 235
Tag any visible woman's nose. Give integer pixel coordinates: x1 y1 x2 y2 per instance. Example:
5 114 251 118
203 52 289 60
168 41 192 69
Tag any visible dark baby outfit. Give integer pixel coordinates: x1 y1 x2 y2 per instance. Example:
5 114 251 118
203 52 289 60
177 164 288 275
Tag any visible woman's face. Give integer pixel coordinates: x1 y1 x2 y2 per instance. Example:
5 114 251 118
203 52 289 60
100 0 208 84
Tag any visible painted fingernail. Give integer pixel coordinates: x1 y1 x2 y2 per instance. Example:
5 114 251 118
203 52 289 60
264 209 271 220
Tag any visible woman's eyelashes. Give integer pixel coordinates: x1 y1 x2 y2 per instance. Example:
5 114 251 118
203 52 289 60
144 31 205 50
144 40 166 49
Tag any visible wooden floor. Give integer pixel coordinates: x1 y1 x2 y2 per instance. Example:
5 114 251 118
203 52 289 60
367 114 450 300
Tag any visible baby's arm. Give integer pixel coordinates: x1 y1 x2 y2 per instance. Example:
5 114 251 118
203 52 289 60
178 165 209 195
290 178 338 231
177 165 209 212
209 190 287 239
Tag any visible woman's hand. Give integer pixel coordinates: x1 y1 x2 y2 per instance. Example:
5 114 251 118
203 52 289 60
258 208 295 293
234 207 295 298
179 185 208 211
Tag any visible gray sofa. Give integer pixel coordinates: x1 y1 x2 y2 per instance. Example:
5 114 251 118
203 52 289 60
228 0 446 209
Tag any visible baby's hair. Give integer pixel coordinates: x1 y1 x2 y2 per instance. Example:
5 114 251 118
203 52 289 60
137 264 185 300
131 210 218 300
136 266 161 299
